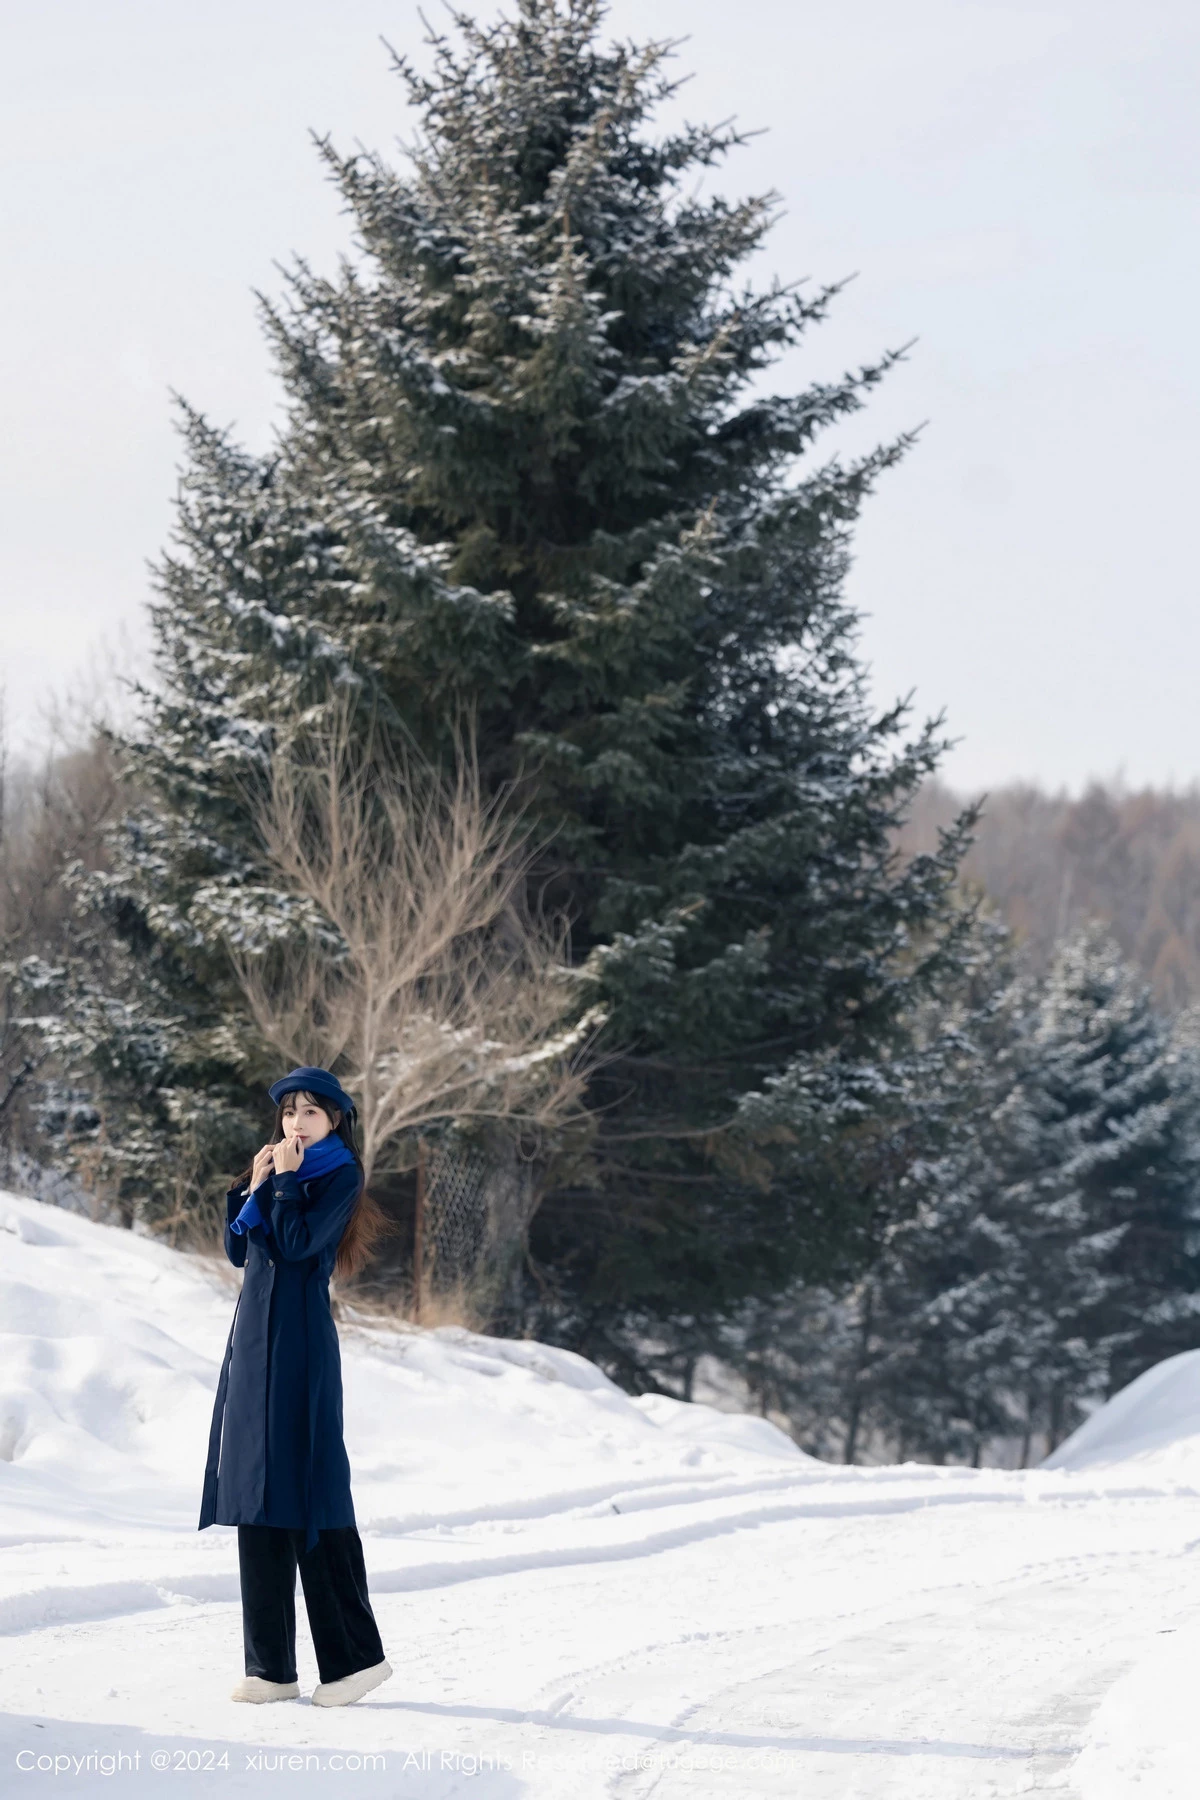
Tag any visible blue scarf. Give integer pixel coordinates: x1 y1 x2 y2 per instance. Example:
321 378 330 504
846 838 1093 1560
229 1136 357 1238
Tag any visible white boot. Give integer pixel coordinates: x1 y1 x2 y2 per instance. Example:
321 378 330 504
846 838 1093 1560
311 1658 393 1707
230 1675 300 1703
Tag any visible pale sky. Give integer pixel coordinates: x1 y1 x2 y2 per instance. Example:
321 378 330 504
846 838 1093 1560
2 0 1197 791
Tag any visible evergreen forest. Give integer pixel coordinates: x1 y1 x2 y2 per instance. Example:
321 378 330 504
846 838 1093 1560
4 0 1199 1468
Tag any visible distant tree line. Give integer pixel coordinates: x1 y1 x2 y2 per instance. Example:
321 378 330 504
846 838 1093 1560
900 779 1200 1012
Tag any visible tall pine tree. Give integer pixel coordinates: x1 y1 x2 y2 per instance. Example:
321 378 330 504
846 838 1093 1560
771 926 1200 1464
1029 927 1200 1406
45 1 974 1367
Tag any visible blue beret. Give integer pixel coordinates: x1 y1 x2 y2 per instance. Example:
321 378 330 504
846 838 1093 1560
268 1066 357 1117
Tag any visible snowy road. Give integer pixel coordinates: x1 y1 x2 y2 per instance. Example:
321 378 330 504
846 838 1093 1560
6 1468 1199 1797
3 1191 1199 1797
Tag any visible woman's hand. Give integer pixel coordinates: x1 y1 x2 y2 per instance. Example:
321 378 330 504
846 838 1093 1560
273 1136 305 1176
250 1144 276 1190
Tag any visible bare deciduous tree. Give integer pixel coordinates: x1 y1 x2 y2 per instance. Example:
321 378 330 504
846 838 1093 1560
226 694 606 1192
0 696 123 1190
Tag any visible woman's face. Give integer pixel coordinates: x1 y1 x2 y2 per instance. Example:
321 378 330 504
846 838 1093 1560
280 1092 337 1147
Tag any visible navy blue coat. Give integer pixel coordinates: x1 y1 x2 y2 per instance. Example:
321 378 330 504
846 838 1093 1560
198 1159 363 1554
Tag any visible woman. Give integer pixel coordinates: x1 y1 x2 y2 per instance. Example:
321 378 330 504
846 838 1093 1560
198 1065 393 1706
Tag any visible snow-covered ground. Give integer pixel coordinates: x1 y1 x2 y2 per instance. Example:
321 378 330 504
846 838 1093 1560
3 1190 1199 1798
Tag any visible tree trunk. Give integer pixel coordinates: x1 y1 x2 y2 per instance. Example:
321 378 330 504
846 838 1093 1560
413 1136 427 1323
480 1130 537 1319
1047 1385 1064 1453
843 1283 875 1465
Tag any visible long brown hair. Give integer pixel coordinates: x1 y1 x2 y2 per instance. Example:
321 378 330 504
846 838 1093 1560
234 1089 394 1282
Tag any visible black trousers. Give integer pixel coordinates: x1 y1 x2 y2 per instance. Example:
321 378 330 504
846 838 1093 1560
237 1525 386 1685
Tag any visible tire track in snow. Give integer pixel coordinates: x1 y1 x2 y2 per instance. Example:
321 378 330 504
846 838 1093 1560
596 1570 1186 1799
3 1473 1188 1638
0 1483 1002 1634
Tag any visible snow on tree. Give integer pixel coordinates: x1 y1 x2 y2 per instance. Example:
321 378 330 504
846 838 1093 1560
743 925 1200 1465
39 3 976 1359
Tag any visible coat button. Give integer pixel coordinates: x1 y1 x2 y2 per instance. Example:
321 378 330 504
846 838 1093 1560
268 1257 274 1266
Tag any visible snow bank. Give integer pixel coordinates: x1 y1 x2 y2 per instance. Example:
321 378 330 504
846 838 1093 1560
0 1189 807 1544
7 1188 1200 1797
1043 1349 1200 1485
1074 1618 1200 1799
